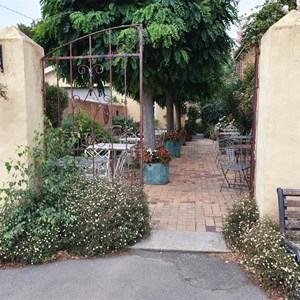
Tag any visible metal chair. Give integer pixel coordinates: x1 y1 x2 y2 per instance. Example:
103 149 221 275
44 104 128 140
220 141 250 193
114 150 131 180
215 137 227 168
84 145 111 177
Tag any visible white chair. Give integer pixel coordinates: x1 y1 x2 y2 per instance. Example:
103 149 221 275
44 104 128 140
114 150 131 180
84 145 111 177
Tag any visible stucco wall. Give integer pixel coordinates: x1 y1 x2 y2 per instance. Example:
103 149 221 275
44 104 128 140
0 27 44 184
255 10 300 219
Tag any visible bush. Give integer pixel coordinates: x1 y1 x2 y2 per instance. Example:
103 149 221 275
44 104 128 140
242 219 300 298
222 197 259 250
0 124 78 264
61 110 112 143
222 198 300 298
185 104 201 135
63 178 150 257
45 82 69 128
0 123 150 264
113 115 136 133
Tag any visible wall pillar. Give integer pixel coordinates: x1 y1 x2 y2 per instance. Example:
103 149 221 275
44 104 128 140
0 27 44 184
255 11 300 218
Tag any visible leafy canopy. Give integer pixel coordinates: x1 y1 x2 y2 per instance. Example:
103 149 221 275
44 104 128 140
34 0 237 100
241 0 296 47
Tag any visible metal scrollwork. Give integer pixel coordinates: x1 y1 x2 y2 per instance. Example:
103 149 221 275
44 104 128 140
103 105 110 125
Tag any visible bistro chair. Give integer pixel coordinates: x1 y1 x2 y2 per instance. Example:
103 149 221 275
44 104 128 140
84 145 111 177
114 150 131 181
220 141 250 193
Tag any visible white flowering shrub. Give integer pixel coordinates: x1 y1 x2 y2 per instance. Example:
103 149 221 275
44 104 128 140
223 198 300 298
222 197 259 250
242 219 300 298
63 178 150 257
0 124 78 264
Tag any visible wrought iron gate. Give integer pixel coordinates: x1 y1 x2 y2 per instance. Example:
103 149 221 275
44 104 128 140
41 25 143 186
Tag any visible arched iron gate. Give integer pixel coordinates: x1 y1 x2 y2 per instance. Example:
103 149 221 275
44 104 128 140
41 25 143 186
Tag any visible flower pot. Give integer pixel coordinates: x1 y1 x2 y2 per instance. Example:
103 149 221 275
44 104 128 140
164 140 181 158
143 163 169 185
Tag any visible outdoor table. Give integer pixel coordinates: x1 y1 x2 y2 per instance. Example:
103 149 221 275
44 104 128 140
224 135 252 141
90 143 135 151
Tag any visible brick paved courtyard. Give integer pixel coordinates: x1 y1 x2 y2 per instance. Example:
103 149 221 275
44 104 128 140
144 138 249 232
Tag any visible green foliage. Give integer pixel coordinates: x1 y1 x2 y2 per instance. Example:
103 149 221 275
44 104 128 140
35 0 237 101
204 61 254 134
185 104 201 135
63 178 150 257
0 123 79 264
17 23 35 39
112 115 135 133
45 82 69 127
0 122 150 264
61 110 112 143
222 198 259 250
242 0 296 47
201 103 225 136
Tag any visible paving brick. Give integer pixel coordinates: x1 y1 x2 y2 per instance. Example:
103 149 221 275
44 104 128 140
145 138 248 232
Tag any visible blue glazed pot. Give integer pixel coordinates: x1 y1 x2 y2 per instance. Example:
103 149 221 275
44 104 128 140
164 140 181 158
143 163 169 185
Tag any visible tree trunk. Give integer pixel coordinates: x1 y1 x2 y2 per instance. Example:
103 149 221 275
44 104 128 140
166 88 174 131
175 101 182 131
143 86 155 149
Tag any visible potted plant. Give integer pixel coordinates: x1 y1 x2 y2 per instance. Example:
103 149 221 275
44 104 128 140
163 129 181 158
143 145 172 185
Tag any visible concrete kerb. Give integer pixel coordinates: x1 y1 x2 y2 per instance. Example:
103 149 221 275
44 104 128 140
130 230 230 253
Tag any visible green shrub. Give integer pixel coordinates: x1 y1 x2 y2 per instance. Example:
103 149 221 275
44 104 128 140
63 178 150 257
0 123 150 265
222 197 259 250
0 123 78 264
242 219 300 298
45 82 69 128
113 115 135 132
61 110 112 143
222 198 300 298
185 105 201 135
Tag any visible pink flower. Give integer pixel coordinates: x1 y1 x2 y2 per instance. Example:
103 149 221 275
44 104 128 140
236 28 244 37
235 36 242 45
281 5 289 14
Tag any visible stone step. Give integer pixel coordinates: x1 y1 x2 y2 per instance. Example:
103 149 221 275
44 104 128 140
130 230 230 253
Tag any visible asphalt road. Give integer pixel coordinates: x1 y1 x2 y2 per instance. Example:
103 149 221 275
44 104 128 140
0 250 268 300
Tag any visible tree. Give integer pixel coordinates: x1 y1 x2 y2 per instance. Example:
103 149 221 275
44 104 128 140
34 0 237 148
241 0 296 48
